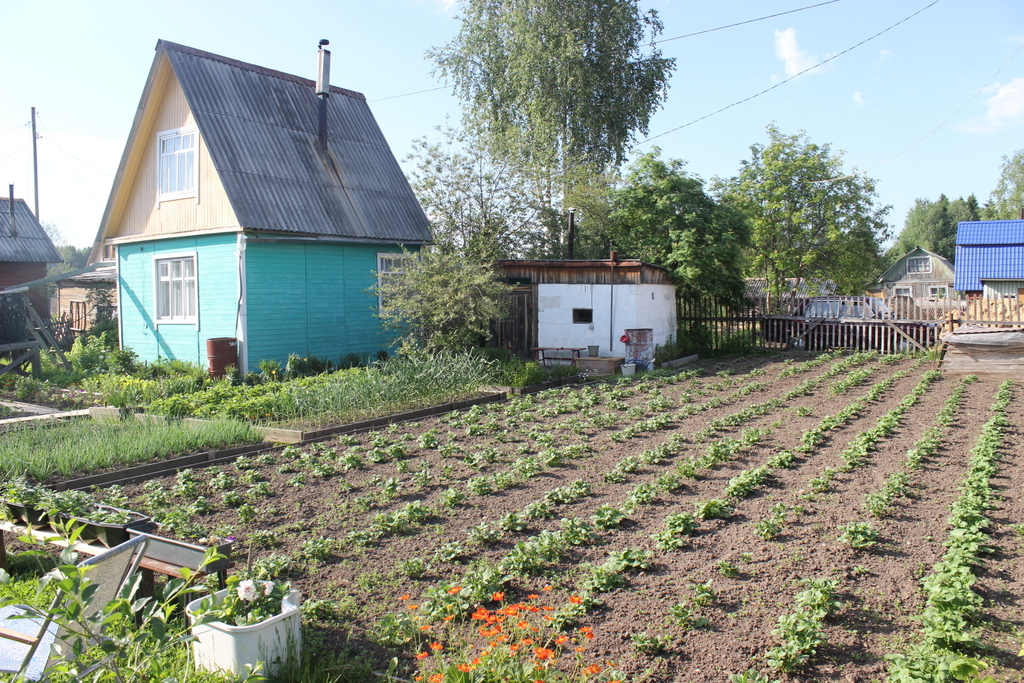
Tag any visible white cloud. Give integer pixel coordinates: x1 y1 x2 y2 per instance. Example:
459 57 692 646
853 91 866 106
878 49 892 61
774 28 821 78
959 77 1024 134
433 0 458 12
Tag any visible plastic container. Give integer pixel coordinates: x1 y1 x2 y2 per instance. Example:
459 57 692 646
621 363 636 376
186 589 301 678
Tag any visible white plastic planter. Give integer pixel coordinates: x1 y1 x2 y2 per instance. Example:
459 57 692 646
186 589 301 678
620 363 636 376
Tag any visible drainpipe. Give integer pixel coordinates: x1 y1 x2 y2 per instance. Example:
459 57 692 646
609 250 617 353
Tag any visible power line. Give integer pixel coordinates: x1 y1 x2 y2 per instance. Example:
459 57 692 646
0 142 31 165
812 37 1024 185
37 113 105 208
368 0 846 104
635 0 941 147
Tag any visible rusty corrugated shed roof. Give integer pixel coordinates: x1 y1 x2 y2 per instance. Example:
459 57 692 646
161 41 431 243
0 199 62 263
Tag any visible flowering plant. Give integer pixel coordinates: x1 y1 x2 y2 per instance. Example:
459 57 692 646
197 574 291 626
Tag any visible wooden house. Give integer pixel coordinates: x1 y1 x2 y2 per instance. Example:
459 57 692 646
89 41 430 372
53 265 117 333
954 220 1024 301
0 197 62 317
873 247 956 300
496 257 676 358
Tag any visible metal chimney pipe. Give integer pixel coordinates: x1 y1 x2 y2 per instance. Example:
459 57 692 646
567 208 576 260
316 40 331 148
8 184 15 237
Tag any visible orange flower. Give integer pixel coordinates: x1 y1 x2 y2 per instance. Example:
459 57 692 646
409 604 419 610
520 638 535 646
534 647 555 660
492 591 505 601
528 605 540 613
414 677 422 682
458 663 472 672
448 586 462 595
429 675 443 683
579 626 593 635
510 644 521 652
472 658 483 666
569 595 583 604
400 594 411 601
420 625 432 632
554 635 568 645
584 632 594 640
527 594 540 600
574 647 586 652
430 642 444 651
584 664 602 675
443 615 455 622
541 606 554 611
517 621 530 629
542 585 553 591
415 652 429 660
472 608 490 620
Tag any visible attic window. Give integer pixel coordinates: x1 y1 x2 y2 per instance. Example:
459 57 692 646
158 127 196 200
906 256 931 273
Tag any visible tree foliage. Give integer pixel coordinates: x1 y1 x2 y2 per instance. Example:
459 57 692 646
984 148 1024 219
430 0 675 173
376 251 511 353
716 125 890 297
887 194 979 264
407 127 546 260
607 151 749 306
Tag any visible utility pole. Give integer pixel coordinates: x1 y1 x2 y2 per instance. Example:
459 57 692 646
31 107 39 220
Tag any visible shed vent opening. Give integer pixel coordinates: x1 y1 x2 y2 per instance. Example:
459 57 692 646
573 308 593 324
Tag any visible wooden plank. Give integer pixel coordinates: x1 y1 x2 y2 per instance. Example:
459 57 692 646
883 320 928 353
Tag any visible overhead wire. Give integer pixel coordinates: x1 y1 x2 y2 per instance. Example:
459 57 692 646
36 113 105 208
811 38 1024 184
368 0 847 103
634 0 941 147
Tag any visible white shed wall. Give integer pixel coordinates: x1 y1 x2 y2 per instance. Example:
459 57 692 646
536 283 676 356
982 281 1024 299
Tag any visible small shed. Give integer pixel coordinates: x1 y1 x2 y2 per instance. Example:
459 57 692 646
496 257 676 358
0 197 62 317
874 247 956 300
53 265 117 333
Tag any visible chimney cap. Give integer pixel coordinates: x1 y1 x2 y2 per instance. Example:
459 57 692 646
318 39 330 49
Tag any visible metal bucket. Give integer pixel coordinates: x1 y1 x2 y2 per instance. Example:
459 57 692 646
206 337 238 378
624 328 654 370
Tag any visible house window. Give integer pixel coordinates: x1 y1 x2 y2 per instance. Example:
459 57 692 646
893 287 912 297
155 254 197 322
572 308 593 324
102 243 117 261
929 286 947 299
158 128 197 200
906 256 931 273
377 252 413 309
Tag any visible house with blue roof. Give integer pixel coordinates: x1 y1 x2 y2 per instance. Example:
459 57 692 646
89 41 431 373
953 220 1024 301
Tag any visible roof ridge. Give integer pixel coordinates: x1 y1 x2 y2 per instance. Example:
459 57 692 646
157 40 366 101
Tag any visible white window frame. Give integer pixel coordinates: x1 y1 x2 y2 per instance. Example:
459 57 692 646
929 286 947 299
893 286 912 297
906 256 931 274
376 252 414 309
157 127 197 201
154 251 198 324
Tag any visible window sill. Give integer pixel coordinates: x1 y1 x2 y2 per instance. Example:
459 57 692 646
155 319 198 326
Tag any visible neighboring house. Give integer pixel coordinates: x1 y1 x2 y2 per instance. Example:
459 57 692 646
873 247 956 300
496 257 677 358
89 41 431 372
53 265 117 333
953 220 1024 301
0 197 62 317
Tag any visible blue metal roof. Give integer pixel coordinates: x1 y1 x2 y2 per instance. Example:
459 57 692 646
954 245 1024 290
159 41 431 243
956 220 1024 246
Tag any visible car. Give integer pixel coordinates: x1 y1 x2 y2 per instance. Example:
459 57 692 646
762 296 938 351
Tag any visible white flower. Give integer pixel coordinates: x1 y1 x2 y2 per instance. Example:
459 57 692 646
237 580 258 602
261 581 274 596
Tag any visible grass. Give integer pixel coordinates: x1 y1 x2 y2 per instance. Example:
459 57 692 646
0 417 262 482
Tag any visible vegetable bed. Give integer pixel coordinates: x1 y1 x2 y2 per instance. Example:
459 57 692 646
74 352 1023 682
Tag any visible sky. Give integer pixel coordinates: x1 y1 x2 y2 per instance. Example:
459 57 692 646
1 0 1023 249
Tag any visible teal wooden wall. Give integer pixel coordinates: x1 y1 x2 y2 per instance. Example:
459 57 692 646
118 234 239 365
244 241 407 367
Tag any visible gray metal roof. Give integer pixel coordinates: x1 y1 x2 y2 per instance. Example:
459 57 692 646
0 199 62 263
160 41 431 243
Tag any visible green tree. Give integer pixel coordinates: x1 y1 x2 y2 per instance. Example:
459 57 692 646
887 194 979 264
407 127 545 261
716 125 890 298
607 150 749 306
430 0 675 253
984 148 1024 219
375 251 511 353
